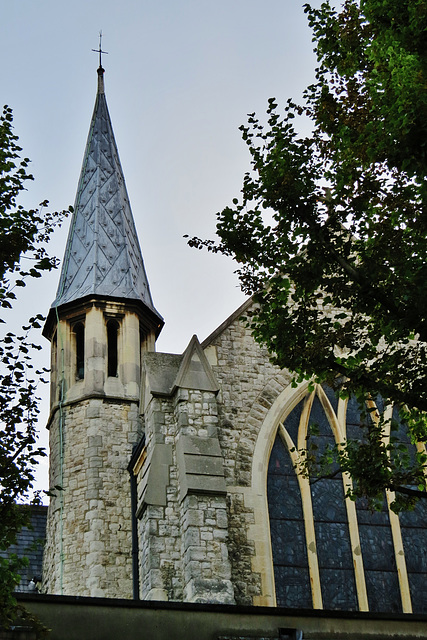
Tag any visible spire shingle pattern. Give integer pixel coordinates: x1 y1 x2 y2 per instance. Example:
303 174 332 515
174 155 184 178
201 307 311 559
52 69 161 323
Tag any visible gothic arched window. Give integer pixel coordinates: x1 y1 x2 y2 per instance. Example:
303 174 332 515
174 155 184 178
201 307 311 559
266 385 409 613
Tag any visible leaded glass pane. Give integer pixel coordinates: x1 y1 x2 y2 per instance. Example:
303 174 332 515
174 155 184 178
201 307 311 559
283 399 303 444
308 397 357 611
267 433 312 608
364 571 402 613
400 500 427 613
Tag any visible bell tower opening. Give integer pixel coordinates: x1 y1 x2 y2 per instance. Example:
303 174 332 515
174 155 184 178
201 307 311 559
107 318 119 377
73 321 85 380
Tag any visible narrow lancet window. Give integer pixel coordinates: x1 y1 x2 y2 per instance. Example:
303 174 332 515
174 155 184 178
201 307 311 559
74 322 85 380
107 319 119 377
51 331 58 400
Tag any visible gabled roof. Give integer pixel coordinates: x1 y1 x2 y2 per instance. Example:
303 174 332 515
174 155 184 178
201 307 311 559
51 66 162 325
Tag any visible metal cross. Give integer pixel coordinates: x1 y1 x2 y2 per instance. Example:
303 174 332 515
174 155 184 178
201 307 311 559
92 31 108 67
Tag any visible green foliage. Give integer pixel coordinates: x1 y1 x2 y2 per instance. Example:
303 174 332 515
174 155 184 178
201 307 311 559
0 105 69 629
188 0 427 509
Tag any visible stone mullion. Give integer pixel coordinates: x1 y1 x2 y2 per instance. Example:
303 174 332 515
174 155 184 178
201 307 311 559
385 492 412 613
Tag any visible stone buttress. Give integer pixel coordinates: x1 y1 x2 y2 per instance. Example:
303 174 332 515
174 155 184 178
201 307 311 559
42 65 163 598
133 335 235 603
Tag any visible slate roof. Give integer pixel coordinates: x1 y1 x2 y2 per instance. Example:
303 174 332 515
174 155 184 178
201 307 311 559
52 66 162 324
0 505 47 593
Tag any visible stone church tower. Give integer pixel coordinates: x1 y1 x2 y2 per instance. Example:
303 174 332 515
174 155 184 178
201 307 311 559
42 65 163 597
40 63 427 615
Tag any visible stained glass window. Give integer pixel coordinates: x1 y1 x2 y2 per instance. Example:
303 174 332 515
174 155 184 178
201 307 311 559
266 385 415 613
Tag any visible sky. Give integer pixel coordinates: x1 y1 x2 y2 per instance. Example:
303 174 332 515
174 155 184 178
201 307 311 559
1 0 321 496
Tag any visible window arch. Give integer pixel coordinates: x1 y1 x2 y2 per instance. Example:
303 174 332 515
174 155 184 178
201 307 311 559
260 383 421 613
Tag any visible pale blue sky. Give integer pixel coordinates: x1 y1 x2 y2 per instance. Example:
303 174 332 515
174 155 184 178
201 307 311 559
1 0 321 493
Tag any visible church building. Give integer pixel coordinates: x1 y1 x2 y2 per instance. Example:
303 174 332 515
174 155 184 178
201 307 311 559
11 63 427 638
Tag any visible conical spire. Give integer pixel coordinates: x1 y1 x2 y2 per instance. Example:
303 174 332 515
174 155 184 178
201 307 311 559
51 66 162 326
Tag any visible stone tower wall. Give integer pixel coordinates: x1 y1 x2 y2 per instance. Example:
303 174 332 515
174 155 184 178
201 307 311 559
43 301 149 598
43 397 141 597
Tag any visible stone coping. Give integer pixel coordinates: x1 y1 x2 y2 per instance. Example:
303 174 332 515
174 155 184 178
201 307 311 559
16 593 427 622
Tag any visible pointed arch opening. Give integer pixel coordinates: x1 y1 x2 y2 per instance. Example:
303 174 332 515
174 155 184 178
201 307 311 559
51 330 58 401
73 322 85 380
107 319 119 378
267 387 358 611
252 382 417 613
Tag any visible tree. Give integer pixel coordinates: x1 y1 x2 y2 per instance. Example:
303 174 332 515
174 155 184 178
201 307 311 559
0 104 69 628
188 0 427 510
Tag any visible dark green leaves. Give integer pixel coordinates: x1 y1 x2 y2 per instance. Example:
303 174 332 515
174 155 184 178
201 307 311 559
188 0 427 510
0 105 68 628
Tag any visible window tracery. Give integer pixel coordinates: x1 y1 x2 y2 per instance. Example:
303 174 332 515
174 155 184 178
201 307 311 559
266 384 425 613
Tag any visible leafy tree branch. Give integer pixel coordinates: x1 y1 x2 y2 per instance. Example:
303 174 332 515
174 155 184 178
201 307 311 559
0 104 70 630
188 0 427 510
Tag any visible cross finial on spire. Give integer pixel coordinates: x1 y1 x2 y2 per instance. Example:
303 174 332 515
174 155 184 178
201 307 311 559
92 31 108 69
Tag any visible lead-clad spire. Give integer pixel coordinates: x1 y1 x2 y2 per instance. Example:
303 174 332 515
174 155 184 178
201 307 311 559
52 66 162 327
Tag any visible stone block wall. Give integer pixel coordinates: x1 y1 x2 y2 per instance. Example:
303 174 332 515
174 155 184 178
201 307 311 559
134 316 293 606
181 493 233 603
137 395 183 601
134 312 289 605
202 309 291 605
42 299 158 599
203 312 288 487
43 397 141 598
43 298 294 604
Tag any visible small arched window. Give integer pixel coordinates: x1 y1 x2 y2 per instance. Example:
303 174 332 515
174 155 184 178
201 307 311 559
51 331 57 370
107 319 119 377
51 330 58 399
73 322 85 380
